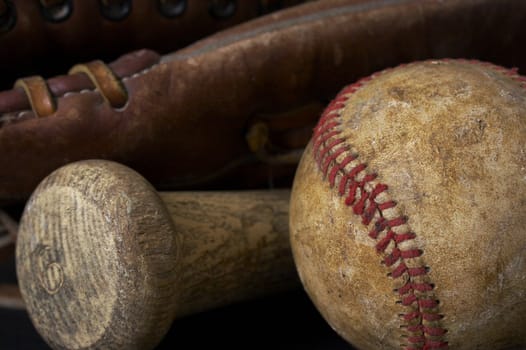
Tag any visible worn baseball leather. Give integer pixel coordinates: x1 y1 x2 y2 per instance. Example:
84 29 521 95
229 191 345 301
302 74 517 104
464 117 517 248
1 0 526 206
0 0 306 88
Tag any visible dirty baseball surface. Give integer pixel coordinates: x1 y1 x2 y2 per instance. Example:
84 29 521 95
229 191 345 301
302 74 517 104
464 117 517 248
290 60 526 349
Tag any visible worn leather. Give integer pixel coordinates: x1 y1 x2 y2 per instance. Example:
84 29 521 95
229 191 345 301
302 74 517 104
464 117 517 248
0 0 526 205
0 0 306 88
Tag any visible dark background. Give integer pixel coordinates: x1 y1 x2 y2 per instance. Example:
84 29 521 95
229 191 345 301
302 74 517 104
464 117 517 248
0 257 351 349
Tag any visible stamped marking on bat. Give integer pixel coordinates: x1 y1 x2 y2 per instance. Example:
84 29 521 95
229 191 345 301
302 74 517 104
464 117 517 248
40 262 64 295
32 244 64 295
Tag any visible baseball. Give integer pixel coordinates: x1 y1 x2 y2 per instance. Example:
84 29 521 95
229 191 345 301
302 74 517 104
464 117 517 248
289 60 526 349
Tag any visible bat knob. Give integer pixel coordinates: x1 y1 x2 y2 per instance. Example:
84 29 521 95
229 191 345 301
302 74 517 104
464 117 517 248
16 160 179 349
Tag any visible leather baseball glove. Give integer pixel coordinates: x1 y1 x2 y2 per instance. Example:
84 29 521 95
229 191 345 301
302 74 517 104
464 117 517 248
0 0 524 207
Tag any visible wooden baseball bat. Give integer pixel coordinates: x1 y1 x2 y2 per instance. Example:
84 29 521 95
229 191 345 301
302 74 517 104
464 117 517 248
16 160 297 350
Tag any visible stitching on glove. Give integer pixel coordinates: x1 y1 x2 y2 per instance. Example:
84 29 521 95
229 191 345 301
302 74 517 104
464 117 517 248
0 50 161 125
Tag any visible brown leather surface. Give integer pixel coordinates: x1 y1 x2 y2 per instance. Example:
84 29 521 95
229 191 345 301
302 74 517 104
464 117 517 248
0 0 306 88
0 0 526 205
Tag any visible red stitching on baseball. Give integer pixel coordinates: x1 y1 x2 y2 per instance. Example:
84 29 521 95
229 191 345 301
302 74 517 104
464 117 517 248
314 120 341 138
316 137 345 164
311 56 526 348
313 130 340 158
329 154 354 188
322 146 348 176
311 61 452 350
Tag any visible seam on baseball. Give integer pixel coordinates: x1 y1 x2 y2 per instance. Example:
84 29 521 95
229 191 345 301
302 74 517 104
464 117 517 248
312 62 451 350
